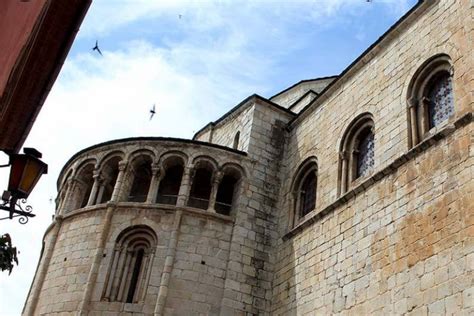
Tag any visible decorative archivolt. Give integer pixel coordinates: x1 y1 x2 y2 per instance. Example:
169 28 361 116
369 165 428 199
102 225 157 304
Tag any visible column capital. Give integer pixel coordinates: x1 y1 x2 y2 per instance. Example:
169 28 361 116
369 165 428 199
339 151 349 161
212 171 223 184
421 96 431 105
118 161 128 171
93 169 101 180
407 97 418 108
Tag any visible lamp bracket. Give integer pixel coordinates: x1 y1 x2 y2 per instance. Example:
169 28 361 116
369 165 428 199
0 192 35 224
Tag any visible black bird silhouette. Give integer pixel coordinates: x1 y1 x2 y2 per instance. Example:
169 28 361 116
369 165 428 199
178 14 182 19
92 40 103 56
150 104 156 120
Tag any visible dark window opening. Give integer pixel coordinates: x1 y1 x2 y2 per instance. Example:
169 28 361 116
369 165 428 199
427 73 454 129
80 184 93 208
126 248 144 303
355 128 375 179
128 162 152 202
215 175 238 215
187 168 212 209
299 172 316 217
157 164 183 205
233 131 240 149
100 160 120 203
78 165 94 208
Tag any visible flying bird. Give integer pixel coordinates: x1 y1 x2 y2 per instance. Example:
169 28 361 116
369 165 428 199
92 40 103 56
179 14 182 19
149 104 156 120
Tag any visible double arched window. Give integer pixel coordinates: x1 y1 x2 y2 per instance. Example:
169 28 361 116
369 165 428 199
407 54 454 147
290 158 318 226
338 113 375 195
102 225 157 304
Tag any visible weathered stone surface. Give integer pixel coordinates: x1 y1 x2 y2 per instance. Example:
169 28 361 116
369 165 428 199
23 0 472 315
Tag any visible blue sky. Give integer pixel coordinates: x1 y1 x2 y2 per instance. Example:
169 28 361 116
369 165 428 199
0 0 417 314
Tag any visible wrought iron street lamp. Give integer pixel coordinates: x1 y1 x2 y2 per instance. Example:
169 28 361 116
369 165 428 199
0 148 48 223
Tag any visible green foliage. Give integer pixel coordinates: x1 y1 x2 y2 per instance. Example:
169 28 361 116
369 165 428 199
0 233 18 275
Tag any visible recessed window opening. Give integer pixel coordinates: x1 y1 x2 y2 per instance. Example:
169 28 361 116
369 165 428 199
128 159 152 202
215 174 239 215
99 157 120 204
407 54 454 148
126 248 145 303
233 131 240 150
78 164 94 208
299 171 316 217
290 159 318 227
102 225 156 304
157 164 183 205
188 168 212 209
338 113 374 195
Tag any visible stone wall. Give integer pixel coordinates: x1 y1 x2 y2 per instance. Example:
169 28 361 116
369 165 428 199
23 1 473 315
272 122 472 314
209 103 255 151
218 100 294 315
281 0 471 223
29 211 101 314
273 0 473 314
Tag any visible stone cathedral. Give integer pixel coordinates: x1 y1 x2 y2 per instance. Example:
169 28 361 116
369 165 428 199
23 1 472 315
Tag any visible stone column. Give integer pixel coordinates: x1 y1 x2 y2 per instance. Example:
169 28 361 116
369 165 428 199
141 250 154 302
408 97 419 146
103 245 121 301
146 164 163 204
154 210 182 315
349 149 359 183
420 96 430 137
111 161 127 202
288 192 296 228
176 167 194 207
86 169 101 206
78 203 116 315
340 151 349 194
95 180 106 204
207 171 223 212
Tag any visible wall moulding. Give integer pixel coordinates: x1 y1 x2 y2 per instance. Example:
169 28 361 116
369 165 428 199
283 112 472 241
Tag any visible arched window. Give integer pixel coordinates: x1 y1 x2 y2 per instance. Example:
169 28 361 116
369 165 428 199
156 159 184 205
187 161 214 210
127 156 152 202
407 54 454 147
290 158 317 226
98 157 121 204
68 162 94 210
102 225 157 303
339 113 375 195
215 167 242 215
233 131 240 150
